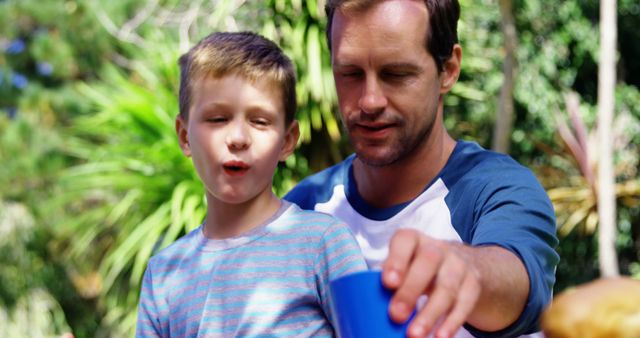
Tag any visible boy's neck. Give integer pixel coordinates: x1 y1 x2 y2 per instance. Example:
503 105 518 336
203 191 283 239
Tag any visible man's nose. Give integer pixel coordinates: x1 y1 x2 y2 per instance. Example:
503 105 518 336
358 75 388 116
225 120 251 150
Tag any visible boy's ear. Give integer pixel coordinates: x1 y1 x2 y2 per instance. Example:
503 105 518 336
175 115 192 157
279 120 300 161
439 44 462 94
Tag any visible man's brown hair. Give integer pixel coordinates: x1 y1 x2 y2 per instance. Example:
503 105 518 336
178 31 297 126
325 0 460 72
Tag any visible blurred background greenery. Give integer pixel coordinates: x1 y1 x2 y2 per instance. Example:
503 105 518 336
0 0 638 336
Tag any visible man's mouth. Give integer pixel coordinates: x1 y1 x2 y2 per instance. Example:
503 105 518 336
353 122 395 136
358 123 391 131
223 161 250 176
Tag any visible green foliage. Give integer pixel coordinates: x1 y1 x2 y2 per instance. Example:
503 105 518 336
0 201 38 308
0 199 71 337
0 114 62 202
0 0 125 112
445 0 502 142
260 0 346 173
1 0 145 335
57 55 205 334
0 289 71 338
512 1 598 160
0 109 106 337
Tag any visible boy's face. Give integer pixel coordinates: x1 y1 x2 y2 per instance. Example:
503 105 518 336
176 74 298 205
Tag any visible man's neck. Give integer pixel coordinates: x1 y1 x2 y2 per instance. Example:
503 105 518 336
353 128 456 209
203 191 282 239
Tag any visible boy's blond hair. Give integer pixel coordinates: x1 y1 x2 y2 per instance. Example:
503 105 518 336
178 32 297 126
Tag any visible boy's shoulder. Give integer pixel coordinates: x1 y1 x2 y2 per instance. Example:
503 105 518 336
147 203 349 262
273 201 347 234
147 225 202 267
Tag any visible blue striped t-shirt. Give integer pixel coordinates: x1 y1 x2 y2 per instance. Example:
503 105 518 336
135 201 367 337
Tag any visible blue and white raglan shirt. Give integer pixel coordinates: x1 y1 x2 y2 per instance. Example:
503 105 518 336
135 201 367 338
285 140 559 338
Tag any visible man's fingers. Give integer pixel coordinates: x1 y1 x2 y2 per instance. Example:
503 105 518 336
383 232 482 337
434 272 481 338
389 239 444 323
382 229 420 289
406 254 464 338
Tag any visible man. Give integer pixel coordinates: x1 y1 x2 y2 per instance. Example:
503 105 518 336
285 1 559 337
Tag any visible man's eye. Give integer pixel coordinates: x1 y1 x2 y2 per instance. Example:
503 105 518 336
341 71 363 78
383 72 410 79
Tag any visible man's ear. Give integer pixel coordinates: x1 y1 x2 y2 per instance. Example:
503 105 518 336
175 115 192 157
439 44 462 94
279 120 300 161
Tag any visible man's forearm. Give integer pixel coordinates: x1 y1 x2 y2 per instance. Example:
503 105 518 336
462 244 530 332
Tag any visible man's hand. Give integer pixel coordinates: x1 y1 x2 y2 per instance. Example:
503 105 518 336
382 229 482 338
382 228 530 338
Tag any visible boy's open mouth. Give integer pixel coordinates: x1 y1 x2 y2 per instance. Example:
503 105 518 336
223 161 250 176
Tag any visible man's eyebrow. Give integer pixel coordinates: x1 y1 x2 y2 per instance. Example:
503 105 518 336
333 62 423 71
382 62 422 72
333 61 358 69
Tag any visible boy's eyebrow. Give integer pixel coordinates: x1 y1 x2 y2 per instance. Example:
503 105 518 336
196 101 231 112
245 105 280 116
196 101 280 116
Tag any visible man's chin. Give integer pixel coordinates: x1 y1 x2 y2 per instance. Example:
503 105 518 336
354 148 401 167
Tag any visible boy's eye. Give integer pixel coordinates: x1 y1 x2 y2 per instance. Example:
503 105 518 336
252 118 270 126
207 116 227 123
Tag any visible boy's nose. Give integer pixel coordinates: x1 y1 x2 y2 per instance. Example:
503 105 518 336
226 121 250 150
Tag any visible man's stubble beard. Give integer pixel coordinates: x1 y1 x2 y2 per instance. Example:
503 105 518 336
344 109 437 168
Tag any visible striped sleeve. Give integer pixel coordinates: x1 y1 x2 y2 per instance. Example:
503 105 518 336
314 220 367 318
136 264 163 338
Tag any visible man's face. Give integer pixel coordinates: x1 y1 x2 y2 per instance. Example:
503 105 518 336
176 74 296 205
331 0 446 166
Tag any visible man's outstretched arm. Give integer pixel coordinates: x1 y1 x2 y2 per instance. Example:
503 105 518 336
382 229 530 338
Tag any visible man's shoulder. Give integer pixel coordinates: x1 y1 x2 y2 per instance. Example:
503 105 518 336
445 140 539 186
284 155 353 210
441 140 551 216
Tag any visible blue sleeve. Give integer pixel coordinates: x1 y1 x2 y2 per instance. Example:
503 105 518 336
136 264 163 338
284 158 350 210
284 180 316 209
314 220 368 321
464 165 559 337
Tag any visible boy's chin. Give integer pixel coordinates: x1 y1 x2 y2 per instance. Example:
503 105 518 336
207 188 274 206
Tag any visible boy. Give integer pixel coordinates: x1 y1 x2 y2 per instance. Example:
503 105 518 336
135 31 367 337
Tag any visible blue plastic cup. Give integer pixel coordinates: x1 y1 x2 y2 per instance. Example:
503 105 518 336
329 270 414 338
